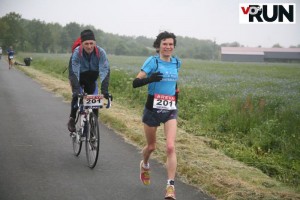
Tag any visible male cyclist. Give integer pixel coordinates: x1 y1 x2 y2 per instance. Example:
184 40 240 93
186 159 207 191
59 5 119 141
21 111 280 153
67 29 110 132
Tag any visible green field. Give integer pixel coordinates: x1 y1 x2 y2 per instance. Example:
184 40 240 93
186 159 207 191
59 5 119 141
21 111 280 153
18 53 300 189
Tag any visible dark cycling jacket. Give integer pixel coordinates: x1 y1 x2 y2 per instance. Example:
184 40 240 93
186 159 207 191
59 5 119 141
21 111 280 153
7 49 15 58
69 45 110 95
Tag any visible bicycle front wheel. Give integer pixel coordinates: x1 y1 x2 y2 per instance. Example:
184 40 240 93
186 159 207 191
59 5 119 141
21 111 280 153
86 112 100 168
71 111 82 156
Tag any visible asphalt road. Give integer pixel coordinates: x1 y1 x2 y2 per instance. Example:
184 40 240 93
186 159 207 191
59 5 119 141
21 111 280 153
0 59 214 200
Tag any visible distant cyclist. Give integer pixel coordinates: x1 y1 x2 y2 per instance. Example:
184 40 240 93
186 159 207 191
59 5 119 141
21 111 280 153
7 46 15 69
0 46 2 59
132 31 181 200
67 29 111 132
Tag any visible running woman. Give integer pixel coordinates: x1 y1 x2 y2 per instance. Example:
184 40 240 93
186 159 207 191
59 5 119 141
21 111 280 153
133 31 181 200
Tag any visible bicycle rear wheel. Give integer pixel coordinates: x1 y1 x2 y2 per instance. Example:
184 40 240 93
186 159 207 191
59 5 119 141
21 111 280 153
86 112 100 168
71 111 82 156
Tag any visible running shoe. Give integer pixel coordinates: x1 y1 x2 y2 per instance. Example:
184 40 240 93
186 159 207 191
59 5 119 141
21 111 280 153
140 160 150 185
165 185 176 199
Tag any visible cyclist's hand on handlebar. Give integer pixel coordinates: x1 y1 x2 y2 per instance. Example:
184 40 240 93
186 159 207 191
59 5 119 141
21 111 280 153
72 91 80 98
72 91 86 98
104 93 113 101
72 86 81 97
102 93 113 109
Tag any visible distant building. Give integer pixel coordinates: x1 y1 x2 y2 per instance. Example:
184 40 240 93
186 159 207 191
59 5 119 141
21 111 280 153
221 47 300 62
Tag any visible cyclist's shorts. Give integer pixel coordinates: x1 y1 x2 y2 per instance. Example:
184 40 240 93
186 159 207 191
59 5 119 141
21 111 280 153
142 107 178 127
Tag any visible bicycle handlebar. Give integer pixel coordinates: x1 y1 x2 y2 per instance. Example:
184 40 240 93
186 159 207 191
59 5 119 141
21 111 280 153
105 94 112 109
76 93 112 109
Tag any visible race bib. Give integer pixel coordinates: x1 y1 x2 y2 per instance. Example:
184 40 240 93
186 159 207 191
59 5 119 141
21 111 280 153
83 95 103 108
9 56 14 59
153 94 177 110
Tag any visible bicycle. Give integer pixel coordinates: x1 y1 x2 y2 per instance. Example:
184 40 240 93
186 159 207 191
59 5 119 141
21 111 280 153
70 92 112 168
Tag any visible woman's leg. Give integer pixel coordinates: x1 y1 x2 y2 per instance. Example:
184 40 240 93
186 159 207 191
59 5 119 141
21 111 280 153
164 119 177 180
139 123 157 185
142 124 157 164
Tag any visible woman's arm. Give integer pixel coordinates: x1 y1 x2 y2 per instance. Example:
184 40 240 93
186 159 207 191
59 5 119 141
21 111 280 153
132 71 163 88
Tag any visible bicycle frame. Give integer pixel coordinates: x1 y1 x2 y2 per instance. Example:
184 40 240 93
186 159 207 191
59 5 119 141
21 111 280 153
77 97 92 139
76 93 111 137
71 93 111 168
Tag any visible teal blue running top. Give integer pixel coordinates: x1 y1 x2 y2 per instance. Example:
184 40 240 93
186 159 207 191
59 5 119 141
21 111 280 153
141 55 181 96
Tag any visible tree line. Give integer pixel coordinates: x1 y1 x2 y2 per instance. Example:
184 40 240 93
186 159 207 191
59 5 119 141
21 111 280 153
1 12 298 60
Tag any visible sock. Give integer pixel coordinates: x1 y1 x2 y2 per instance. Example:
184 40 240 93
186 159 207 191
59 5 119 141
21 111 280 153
167 179 175 185
143 162 150 169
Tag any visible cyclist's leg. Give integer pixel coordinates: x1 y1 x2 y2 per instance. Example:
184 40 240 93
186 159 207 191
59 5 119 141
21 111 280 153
92 81 99 117
69 74 82 119
68 82 81 132
78 72 100 117
70 95 78 119
85 80 98 117
93 81 98 95
68 95 78 132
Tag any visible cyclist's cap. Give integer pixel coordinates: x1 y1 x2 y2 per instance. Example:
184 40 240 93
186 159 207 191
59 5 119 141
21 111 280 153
81 29 95 42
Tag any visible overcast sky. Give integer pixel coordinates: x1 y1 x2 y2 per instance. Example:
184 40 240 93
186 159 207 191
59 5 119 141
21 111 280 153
0 0 299 48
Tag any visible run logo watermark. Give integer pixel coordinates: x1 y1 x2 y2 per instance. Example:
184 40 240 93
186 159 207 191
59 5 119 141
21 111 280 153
239 3 296 24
